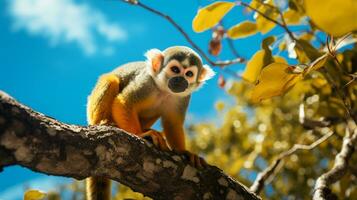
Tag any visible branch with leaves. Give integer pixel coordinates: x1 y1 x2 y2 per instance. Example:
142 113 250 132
122 0 245 68
0 91 261 200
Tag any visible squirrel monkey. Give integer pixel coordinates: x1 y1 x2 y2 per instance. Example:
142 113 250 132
86 46 215 200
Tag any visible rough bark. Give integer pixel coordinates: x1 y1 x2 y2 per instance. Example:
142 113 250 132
313 122 357 200
0 91 260 200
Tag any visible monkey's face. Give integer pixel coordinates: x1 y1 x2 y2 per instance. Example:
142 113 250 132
146 46 215 96
163 59 199 96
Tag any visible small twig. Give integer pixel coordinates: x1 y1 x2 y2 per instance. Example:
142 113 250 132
313 122 357 200
238 1 297 41
227 38 245 62
322 68 355 124
250 129 334 194
343 74 356 88
121 0 244 67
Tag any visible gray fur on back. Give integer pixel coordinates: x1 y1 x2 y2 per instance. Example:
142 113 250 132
111 61 159 105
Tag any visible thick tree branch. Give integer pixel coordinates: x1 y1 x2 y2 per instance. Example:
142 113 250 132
313 122 357 200
0 91 260 200
250 129 334 194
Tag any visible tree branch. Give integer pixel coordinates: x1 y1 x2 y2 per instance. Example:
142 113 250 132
250 128 334 194
121 0 244 68
238 1 297 41
0 91 260 200
313 122 357 200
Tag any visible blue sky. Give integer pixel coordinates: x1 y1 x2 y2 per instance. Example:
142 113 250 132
0 0 268 198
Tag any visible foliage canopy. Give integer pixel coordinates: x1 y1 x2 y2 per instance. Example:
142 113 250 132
24 0 357 199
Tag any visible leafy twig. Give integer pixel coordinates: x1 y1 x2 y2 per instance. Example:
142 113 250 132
237 1 297 41
250 129 334 194
121 0 244 67
322 68 355 124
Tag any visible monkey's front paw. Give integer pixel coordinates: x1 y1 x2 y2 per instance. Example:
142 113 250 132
141 130 170 151
175 150 207 169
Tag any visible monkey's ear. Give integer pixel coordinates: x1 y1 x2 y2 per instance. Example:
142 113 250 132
145 48 164 74
198 64 215 82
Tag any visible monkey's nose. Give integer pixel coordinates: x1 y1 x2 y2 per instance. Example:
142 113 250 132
168 76 188 93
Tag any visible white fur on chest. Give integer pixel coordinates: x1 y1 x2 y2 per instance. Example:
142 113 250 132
138 92 179 118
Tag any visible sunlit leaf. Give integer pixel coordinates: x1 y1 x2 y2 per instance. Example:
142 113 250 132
242 50 266 83
274 56 287 64
279 40 287 50
227 21 258 39
215 101 225 111
299 32 314 41
283 9 302 25
261 36 276 51
252 0 278 34
24 190 46 200
251 63 303 103
295 39 321 63
304 0 357 36
305 54 329 74
192 1 235 32
256 14 277 34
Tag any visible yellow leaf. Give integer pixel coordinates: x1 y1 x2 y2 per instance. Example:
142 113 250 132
299 33 314 41
294 39 321 63
274 56 287 64
251 63 303 103
252 0 277 34
192 1 235 32
215 101 225 111
305 54 329 74
304 0 357 36
283 9 302 25
242 50 266 83
279 40 286 50
227 21 258 39
24 190 46 200
256 14 277 34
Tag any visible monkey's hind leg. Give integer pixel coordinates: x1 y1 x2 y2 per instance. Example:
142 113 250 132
86 73 119 200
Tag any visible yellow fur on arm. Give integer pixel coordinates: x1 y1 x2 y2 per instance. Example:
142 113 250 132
111 96 143 135
162 114 186 151
87 74 119 125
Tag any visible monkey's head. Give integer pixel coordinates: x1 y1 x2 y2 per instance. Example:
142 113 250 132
145 46 215 96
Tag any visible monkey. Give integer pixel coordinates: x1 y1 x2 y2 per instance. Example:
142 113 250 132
86 46 215 200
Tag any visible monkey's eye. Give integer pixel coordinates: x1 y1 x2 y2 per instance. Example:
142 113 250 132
185 71 194 77
171 66 180 74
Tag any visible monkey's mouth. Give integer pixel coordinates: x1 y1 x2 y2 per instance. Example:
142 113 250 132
168 76 188 93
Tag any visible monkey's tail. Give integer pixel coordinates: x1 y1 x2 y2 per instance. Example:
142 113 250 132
86 177 111 200
86 73 120 200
